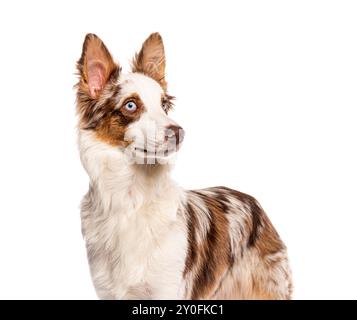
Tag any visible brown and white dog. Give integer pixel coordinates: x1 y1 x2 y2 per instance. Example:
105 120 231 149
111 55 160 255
75 33 292 299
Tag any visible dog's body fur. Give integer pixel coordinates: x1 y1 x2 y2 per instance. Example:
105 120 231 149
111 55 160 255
76 33 292 299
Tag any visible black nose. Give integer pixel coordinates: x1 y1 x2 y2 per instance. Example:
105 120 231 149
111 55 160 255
165 125 185 145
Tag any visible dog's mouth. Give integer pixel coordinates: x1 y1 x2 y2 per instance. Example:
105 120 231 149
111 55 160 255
134 146 179 158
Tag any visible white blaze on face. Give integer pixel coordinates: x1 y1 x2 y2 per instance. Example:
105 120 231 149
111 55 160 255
119 73 180 164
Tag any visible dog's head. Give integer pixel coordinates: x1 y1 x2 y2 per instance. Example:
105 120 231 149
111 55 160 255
76 33 184 164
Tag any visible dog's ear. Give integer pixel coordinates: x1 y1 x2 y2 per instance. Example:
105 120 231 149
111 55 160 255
132 32 166 90
77 34 119 99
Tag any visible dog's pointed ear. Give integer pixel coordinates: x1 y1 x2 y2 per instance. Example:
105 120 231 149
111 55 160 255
132 32 167 90
77 34 119 99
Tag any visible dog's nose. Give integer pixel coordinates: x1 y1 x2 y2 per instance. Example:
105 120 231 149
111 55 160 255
165 125 185 145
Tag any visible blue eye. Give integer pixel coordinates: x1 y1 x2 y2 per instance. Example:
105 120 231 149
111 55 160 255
124 101 137 112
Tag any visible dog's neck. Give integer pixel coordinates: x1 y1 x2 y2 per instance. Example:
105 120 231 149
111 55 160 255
79 130 181 217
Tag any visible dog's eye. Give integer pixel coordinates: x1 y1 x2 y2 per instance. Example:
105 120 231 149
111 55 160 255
123 101 137 112
162 101 171 114
162 102 168 112
161 94 175 113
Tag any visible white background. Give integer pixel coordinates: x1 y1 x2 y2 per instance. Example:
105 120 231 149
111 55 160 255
0 0 356 299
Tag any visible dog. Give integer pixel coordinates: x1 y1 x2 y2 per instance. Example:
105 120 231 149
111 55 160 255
75 33 292 299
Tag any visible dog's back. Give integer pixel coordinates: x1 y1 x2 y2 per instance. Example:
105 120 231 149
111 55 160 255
182 187 292 299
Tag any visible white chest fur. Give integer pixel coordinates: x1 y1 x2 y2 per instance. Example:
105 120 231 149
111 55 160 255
79 131 188 299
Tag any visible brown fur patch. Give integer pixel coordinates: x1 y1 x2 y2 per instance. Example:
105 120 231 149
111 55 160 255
184 187 290 299
132 33 167 90
218 186 284 255
255 213 284 257
185 191 232 299
94 93 145 147
76 83 120 130
161 93 175 113
94 113 130 147
76 34 121 130
183 203 199 276
215 187 262 246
